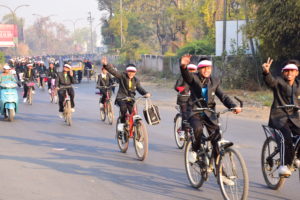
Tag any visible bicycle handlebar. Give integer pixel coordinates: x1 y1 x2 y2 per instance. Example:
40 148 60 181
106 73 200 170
277 105 300 109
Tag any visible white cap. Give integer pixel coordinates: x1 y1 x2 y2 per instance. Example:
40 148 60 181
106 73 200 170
27 63 33 67
40 61 44 64
187 64 197 70
282 64 298 72
126 66 137 72
198 60 212 68
64 64 72 69
3 64 11 70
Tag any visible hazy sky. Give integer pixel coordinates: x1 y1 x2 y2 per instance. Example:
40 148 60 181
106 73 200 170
0 0 106 32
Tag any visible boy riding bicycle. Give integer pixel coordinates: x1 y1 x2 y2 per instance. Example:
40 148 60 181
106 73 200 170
96 67 114 109
101 57 151 131
180 55 241 162
262 58 300 176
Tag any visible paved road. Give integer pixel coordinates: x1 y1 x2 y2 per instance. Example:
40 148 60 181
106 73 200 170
0 81 299 200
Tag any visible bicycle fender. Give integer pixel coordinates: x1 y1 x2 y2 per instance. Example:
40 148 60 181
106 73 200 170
4 103 15 110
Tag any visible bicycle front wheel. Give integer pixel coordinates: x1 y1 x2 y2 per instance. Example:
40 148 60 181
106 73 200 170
174 114 185 149
218 147 249 200
107 101 114 125
133 121 148 161
65 100 72 126
100 104 106 121
184 140 205 188
28 88 33 105
261 137 285 190
116 117 129 153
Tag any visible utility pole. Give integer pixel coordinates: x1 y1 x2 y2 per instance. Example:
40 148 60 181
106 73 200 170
87 11 94 54
120 0 123 48
222 0 227 56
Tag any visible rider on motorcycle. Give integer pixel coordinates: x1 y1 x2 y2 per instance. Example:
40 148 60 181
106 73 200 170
56 64 75 117
96 66 114 109
262 58 300 176
180 55 241 162
101 57 151 130
174 64 197 139
0 65 16 83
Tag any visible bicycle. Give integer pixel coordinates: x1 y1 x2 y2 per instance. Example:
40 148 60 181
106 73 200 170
59 86 73 126
261 105 300 190
40 74 47 90
116 96 149 161
97 85 116 125
184 97 248 200
86 68 92 82
26 82 35 105
50 79 58 104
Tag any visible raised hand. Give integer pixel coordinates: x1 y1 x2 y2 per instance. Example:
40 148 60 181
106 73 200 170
101 57 108 66
262 57 273 73
181 54 192 68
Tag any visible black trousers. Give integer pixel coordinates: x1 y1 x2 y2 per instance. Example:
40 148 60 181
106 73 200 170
189 114 220 152
279 119 300 165
99 89 112 104
116 99 134 123
178 103 188 128
58 88 75 112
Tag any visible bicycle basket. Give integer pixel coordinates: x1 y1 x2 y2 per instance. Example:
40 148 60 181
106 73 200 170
143 99 161 125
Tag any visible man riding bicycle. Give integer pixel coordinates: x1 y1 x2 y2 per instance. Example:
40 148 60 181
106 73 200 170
56 64 75 118
180 55 241 162
96 66 114 109
101 57 151 131
174 63 197 140
23 63 36 103
262 58 300 176
47 62 58 93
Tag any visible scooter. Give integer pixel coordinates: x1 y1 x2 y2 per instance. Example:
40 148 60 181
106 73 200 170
0 81 19 121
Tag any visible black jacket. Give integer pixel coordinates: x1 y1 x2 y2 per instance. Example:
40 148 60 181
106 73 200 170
56 72 75 88
103 64 147 101
263 72 300 129
24 68 36 82
38 65 47 74
181 67 237 123
47 68 58 79
174 76 190 104
97 73 114 88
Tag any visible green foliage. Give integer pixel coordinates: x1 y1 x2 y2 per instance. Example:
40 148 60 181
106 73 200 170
0 52 5 64
248 0 300 61
176 39 215 57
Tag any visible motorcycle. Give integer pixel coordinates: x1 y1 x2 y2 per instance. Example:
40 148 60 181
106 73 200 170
0 81 19 121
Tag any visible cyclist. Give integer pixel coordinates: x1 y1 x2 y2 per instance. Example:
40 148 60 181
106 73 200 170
262 58 300 176
180 55 241 162
47 62 58 93
23 63 36 103
56 64 75 117
174 63 197 140
38 61 47 88
101 57 151 131
96 66 114 110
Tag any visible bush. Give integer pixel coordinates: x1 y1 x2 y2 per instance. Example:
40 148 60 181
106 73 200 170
176 39 215 58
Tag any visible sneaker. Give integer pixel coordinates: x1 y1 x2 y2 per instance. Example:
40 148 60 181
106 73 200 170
278 165 291 177
188 151 197 163
23 98 27 103
136 141 144 149
48 89 51 94
58 112 63 118
222 175 235 186
117 123 125 132
71 108 75 113
32 91 35 94
179 131 185 141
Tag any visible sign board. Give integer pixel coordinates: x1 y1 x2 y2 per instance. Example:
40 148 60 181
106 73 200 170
0 24 18 48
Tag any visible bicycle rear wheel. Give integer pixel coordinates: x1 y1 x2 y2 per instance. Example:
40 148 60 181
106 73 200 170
218 147 249 200
174 114 185 149
116 117 129 153
107 101 114 125
133 121 148 161
184 140 205 188
261 137 285 190
28 88 33 105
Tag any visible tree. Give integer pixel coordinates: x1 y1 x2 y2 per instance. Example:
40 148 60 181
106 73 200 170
248 0 300 61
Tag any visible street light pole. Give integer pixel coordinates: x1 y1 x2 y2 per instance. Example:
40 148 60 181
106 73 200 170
87 12 94 54
120 0 123 48
0 4 30 55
